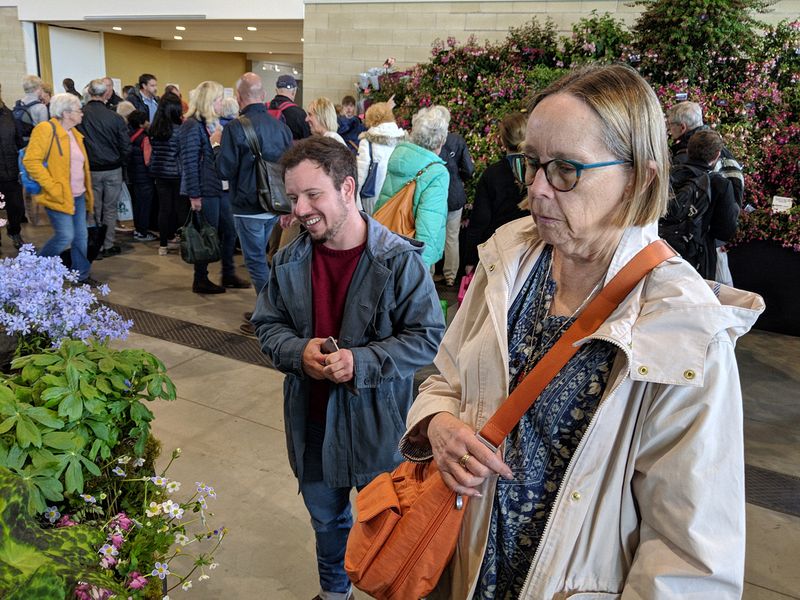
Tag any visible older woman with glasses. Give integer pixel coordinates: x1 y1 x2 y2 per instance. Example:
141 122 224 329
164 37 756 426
400 65 764 599
23 93 99 286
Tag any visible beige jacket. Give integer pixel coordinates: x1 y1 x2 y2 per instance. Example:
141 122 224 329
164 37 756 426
402 218 764 600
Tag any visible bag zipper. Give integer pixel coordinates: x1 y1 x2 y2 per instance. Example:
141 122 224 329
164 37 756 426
516 336 631 599
385 478 456 599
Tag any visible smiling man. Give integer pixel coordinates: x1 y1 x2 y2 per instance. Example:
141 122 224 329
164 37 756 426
251 137 444 600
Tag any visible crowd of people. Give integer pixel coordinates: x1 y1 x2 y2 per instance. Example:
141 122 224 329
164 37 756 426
0 63 763 599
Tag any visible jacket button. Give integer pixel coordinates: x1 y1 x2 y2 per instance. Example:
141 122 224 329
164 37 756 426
637 366 648 376
489 264 495 272
571 491 581 501
683 369 696 380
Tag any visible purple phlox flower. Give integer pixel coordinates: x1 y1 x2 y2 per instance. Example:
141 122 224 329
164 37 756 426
112 466 126 477
44 506 61 523
98 543 118 558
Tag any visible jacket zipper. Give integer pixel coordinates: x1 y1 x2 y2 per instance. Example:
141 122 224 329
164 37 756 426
385 484 457 598
516 335 631 600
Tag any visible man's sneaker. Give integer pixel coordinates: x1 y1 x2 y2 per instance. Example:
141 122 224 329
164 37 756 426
158 246 168 256
10 234 24 250
192 279 226 294
239 322 256 336
222 275 251 289
133 231 157 242
78 276 103 288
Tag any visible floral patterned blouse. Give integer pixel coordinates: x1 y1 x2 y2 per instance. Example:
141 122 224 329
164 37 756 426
473 246 616 599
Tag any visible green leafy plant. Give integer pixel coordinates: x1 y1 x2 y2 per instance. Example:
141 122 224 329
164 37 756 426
561 10 632 67
0 466 120 598
0 340 176 515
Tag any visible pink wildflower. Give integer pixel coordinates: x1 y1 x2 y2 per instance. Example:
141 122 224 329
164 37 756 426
128 572 148 590
110 533 124 548
57 514 77 528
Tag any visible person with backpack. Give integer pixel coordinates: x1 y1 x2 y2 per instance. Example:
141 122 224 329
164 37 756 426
77 79 131 257
267 74 310 141
0 84 26 250
22 93 100 287
659 129 739 279
13 75 49 144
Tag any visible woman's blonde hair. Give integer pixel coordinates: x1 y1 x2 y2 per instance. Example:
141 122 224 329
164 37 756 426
307 97 338 133
528 64 669 227
364 102 396 128
185 80 223 123
498 112 527 153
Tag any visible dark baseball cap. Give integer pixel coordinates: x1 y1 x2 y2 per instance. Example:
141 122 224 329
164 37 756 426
276 74 297 89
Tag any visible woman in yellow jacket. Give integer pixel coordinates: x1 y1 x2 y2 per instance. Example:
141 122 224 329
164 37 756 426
23 92 98 286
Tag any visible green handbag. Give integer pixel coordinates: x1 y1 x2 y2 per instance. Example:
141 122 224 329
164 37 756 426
179 210 221 264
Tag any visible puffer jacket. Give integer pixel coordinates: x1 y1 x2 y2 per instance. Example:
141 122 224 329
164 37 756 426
374 141 449 266
355 121 406 215
0 103 22 182
149 124 181 180
402 218 764 600
177 116 223 199
439 132 474 212
22 118 94 215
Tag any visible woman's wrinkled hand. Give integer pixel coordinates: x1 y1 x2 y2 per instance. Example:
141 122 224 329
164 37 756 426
427 412 512 497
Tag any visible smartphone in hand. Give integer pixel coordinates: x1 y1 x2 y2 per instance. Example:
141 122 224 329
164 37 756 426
320 337 358 396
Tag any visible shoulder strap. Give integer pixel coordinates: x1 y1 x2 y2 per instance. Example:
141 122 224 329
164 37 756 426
45 121 62 162
239 115 263 159
477 240 676 451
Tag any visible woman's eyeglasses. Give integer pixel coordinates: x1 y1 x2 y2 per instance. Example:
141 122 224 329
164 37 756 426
523 155 631 192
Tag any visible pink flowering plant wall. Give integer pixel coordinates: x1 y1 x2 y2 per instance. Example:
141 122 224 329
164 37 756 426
372 5 800 251
0 249 226 598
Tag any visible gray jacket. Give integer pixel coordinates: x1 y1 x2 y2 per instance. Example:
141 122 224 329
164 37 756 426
252 214 445 488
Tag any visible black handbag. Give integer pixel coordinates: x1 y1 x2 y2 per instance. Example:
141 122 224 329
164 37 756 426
239 116 292 214
179 210 221 264
360 141 379 199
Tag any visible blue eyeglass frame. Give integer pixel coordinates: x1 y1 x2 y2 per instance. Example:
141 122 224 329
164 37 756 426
523 155 631 192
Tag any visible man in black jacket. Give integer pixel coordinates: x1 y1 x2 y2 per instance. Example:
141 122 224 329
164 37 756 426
213 72 293 334
661 129 739 280
78 79 131 255
126 73 159 122
268 74 310 141
0 84 25 249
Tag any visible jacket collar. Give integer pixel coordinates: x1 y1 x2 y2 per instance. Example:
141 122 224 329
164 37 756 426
241 102 267 116
480 219 764 387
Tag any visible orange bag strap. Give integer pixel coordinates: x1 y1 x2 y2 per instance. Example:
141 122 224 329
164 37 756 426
476 240 676 451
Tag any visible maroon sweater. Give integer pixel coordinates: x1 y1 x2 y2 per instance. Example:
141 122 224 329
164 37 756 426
308 241 367 424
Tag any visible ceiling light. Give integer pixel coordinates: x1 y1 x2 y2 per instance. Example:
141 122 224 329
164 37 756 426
268 51 273 54
275 67 281 72
173 35 183 40
112 26 122 31
301 37 304 42
233 36 243 41
261 65 267 70
293 69 298 75
175 26 186 31
247 26 257 31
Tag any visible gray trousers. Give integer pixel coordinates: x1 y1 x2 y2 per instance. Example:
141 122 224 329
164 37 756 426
91 168 123 249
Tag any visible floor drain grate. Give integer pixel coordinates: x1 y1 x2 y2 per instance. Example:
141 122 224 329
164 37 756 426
745 464 800 518
104 302 273 369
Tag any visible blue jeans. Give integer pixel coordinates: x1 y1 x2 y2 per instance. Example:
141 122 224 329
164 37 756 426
41 195 90 280
299 479 355 599
233 214 278 294
193 195 236 283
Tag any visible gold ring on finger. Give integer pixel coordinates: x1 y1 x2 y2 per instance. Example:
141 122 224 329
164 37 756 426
459 453 472 470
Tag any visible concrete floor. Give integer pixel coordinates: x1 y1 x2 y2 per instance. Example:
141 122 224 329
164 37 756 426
5 218 800 599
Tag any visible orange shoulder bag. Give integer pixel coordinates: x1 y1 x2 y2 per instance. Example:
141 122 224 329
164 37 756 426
373 162 440 238
344 240 675 600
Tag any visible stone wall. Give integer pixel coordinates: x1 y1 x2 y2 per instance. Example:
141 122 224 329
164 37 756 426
0 7 27 103
302 0 800 105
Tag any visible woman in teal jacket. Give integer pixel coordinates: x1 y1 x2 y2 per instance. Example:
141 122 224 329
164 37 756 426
374 105 450 267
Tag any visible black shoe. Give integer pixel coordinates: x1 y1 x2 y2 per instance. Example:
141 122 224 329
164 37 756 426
222 275 251 289
102 246 121 258
10 234 24 250
192 279 226 294
239 322 256 336
78 276 103 288
243 311 253 321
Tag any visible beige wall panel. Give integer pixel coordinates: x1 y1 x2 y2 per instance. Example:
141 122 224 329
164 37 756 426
0 8 26 102
104 34 247 94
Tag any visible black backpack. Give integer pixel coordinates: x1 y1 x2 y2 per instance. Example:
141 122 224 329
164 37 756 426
659 164 712 271
12 99 42 142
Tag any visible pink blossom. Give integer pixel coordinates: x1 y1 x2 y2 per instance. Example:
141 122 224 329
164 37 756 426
112 512 133 531
57 514 77 528
127 572 148 590
110 533 124 548
99 555 117 569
